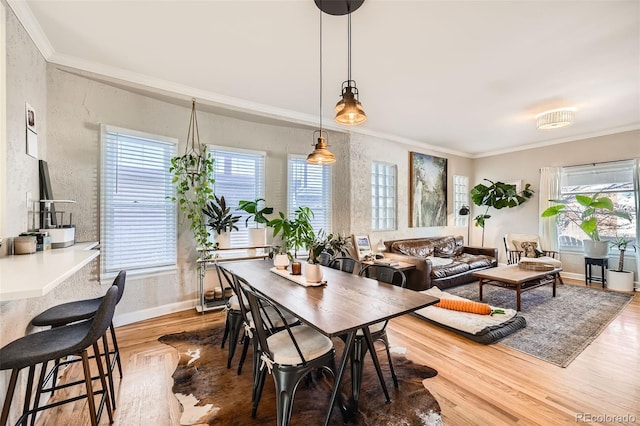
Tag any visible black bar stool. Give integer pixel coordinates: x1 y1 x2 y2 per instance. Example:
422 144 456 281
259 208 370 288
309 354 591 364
30 271 126 409
0 286 119 426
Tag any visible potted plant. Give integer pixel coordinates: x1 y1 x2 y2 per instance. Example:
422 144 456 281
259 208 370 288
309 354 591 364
471 179 534 246
169 147 216 256
607 236 636 291
237 198 274 249
541 193 631 258
202 195 241 248
268 206 316 272
322 231 353 260
305 238 327 283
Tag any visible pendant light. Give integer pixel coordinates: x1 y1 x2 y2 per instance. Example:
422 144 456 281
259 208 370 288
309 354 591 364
307 5 336 165
334 8 367 125
183 98 204 183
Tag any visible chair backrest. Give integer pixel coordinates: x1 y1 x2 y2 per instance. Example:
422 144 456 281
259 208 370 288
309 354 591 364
77 285 119 351
241 285 308 366
318 252 332 266
359 264 406 288
113 270 127 304
329 257 361 274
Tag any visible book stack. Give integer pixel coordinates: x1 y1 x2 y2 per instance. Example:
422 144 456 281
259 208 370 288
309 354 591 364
374 258 399 267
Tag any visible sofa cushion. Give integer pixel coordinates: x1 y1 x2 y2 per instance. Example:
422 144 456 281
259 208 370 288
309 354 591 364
455 253 494 269
391 240 437 258
431 261 470 279
434 236 465 258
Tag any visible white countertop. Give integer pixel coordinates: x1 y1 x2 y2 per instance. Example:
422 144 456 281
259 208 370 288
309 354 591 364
0 242 100 301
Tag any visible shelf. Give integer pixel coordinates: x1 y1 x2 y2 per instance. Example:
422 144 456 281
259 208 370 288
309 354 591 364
197 253 270 264
198 245 271 252
195 299 227 313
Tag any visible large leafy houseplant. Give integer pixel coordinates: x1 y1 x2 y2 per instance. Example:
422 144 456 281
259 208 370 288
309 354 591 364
268 206 316 259
237 198 274 228
169 147 215 252
471 179 534 246
541 193 631 242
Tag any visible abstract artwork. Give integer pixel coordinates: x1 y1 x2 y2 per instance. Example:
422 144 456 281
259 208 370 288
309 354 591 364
409 152 447 227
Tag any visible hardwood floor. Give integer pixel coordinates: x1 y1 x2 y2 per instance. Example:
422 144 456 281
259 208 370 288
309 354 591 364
34 280 639 425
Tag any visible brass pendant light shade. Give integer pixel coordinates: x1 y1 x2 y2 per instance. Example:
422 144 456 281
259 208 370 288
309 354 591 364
307 131 336 165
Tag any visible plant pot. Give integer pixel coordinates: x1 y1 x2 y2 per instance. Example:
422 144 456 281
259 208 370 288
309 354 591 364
216 231 231 249
305 263 323 283
607 270 634 292
273 254 289 270
248 228 267 256
583 240 608 258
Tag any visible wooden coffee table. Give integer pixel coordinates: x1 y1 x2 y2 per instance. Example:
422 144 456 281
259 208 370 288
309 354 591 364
473 264 562 311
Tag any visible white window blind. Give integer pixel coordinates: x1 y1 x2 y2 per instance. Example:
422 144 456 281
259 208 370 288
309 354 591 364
454 175 469 227
210 146 265 247
100 125 177 275
288 155 331 235
371 162 396 230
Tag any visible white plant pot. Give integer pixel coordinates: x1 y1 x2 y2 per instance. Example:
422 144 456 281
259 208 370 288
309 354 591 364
215 231 231 249
583 240 608 258
607 270 634 292
273 254 289 270
304 263 323 283
248 228 267 247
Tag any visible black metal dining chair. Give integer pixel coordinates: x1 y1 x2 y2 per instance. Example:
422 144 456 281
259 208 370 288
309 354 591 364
242 284 340 426
355 264 407 389
0 286 119 426
329 257 361 274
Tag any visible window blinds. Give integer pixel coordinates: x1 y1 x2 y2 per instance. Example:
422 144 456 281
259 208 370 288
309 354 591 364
210 146 265 247
100 125 177 275
288 155 332 236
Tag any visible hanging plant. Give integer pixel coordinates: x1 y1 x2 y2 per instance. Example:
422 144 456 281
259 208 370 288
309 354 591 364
471 179 534 246
169 147 215 253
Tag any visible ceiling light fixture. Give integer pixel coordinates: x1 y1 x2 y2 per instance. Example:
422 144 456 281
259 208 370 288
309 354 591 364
536 108 576 130
334 3 367 125
183 98 204 183
307 3 336 165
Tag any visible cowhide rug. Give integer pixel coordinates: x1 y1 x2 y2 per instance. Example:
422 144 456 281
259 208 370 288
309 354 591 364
159 324 442 425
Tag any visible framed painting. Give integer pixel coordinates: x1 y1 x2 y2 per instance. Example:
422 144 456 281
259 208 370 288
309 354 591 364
409 152 447 227
352 234 372 260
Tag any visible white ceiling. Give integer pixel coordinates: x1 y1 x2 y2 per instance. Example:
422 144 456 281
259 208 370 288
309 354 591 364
9 0 640 157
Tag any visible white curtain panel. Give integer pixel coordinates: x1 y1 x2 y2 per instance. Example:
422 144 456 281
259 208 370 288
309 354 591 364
634 159 640 289
539 167 561 252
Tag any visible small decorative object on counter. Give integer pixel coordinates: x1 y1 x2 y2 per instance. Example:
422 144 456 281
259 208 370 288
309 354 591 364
14 236 37 255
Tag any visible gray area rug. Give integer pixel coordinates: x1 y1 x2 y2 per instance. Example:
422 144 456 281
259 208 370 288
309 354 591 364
446 282 634 367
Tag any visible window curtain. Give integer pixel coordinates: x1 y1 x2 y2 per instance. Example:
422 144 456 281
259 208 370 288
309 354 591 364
634 159 640 289
539 166 561 251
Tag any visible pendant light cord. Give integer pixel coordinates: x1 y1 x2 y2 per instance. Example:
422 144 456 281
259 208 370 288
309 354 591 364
347 11 351 82
319 6 323 132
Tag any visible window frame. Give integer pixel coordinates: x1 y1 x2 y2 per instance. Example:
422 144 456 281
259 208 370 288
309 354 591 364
99 124 178 279
371 161 397 231
287 154 332 237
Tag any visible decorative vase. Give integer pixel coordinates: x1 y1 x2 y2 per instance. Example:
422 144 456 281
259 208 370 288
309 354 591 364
305 263 323 283
607 270 634 292
216 231 231 249
273 254 289 270
583 240 608 258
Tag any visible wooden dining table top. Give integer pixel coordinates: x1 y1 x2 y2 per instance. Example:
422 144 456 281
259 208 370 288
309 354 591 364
221 259 440 337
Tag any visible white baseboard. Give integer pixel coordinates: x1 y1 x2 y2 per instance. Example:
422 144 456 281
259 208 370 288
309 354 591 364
113 299 197 327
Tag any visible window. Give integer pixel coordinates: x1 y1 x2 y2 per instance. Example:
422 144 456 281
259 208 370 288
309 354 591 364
210 146 265 247
100 125 177 276
371 162 396 230
288 155 331 235
557 160 637 252
454 175 469 227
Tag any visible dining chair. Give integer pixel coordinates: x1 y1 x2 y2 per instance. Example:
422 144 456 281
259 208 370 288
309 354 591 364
242 285 341 426
329 257 361 274
318 252 332 266
355 264 407 389
0 286 119 426
218 264 249 369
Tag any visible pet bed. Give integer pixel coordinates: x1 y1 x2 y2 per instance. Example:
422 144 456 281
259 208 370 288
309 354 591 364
413 286 526 344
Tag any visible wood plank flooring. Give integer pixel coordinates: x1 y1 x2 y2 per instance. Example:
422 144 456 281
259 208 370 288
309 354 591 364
33 280 639 425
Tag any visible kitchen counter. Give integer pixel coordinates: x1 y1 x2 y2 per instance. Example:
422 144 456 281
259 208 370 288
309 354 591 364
0 242 100 301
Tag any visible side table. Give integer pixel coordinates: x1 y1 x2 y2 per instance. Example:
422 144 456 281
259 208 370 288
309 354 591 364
584 256 608 288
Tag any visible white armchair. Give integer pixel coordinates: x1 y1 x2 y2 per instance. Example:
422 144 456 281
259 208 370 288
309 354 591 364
504 233 563 283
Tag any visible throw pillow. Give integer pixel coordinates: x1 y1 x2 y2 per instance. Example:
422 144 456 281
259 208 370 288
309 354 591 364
512 240 538 258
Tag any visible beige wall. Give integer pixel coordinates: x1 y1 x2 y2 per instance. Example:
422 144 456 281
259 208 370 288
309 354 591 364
473 129 640 277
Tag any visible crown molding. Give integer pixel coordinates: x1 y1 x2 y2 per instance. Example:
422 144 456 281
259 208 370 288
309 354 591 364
7 0 54 59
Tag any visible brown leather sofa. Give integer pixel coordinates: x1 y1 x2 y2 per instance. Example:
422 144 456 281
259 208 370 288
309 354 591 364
383 236 497 291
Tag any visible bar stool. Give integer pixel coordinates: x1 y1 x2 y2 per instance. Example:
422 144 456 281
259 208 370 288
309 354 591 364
0 286 119 426
30 271 126 408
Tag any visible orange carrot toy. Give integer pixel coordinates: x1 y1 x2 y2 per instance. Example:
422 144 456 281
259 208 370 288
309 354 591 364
435 298 505 316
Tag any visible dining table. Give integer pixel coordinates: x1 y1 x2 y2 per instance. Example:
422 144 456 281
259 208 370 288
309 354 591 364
220 259 440 425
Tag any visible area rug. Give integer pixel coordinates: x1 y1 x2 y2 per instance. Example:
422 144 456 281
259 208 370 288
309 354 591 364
446 282 634 367
159 324 442 425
